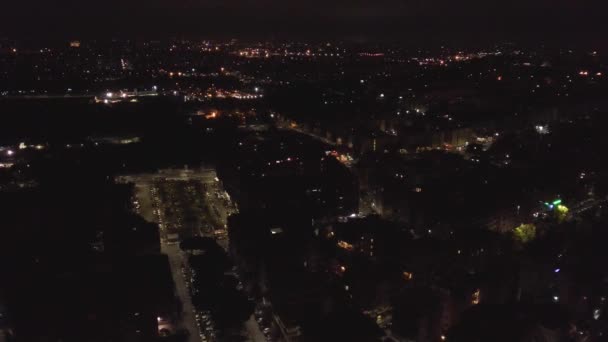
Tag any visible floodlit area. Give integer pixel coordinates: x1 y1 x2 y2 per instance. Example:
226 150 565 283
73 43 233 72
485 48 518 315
118 168 237 245
117 167 241 341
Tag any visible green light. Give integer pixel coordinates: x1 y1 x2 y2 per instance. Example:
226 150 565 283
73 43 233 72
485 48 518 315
544 202 551 207
552 199 562 205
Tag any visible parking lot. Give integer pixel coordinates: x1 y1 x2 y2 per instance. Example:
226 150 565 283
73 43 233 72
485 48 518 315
117 168 264 342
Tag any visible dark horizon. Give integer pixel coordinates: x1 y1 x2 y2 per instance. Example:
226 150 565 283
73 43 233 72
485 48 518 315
2 0 607 48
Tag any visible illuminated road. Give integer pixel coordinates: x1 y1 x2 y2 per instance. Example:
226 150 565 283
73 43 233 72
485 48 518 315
163 243 203 342
275 125 355 168
245 315 267 342
568 198 607 220
277 125 337 147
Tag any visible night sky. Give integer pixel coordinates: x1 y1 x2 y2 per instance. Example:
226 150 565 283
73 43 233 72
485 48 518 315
1 0 607 43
